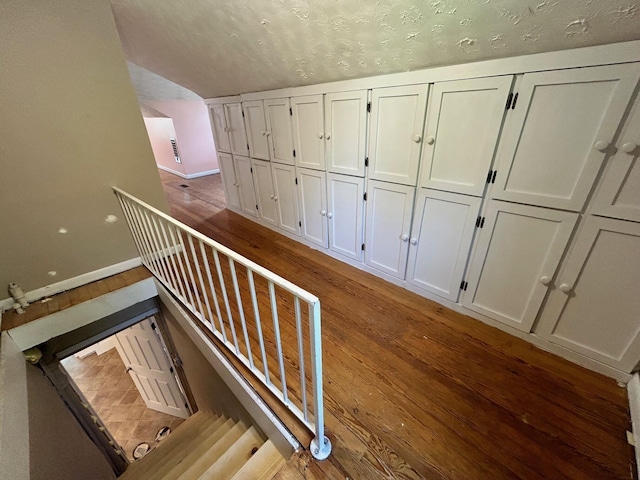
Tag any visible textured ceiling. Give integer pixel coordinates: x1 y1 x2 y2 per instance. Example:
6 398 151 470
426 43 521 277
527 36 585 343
111 0 640 98
127 62 201 101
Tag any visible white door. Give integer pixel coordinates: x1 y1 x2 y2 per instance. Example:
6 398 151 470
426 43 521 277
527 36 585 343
291 95 325 171
297 168 328 248
492 63 640 211
592 93 640 222
535 216 640 371
114 317 189 419
462 200 578 332
368 85 429 186
243 100 270 161
325 90 368 176
209 104 231 153
272 163 300 236
218 152 241 211
252 159 278 226
364 180 415 279
420 76 513 196
233 155 258 217
224 103 249 157
327 173 365 261
407 189 481 302
265 98 294 165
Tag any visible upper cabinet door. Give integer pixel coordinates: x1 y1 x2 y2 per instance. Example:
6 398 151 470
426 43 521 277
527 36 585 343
218 152 241 211
535 216 640 371
325 90 368 176
407 189 481 302
233 155 258 217
492 64 640 211
224 103 249 157
420 76 514 196
271 163 300 236
251 159 278 226
243 101 270 161
364 180 415 279
592 93 640 222
462 200 578 332
264 98 294 165
368 85 429 186
327 173 364 261
297 168 328 248
209 104 231 153
291 95 325 171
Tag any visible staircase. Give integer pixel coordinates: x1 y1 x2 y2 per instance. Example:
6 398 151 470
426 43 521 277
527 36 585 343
119 411 287 480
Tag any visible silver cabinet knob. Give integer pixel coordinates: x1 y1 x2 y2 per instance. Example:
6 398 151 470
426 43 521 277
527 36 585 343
326 133 331 140
412 135 422 143
410 237 418 245
559 283 572 293
425 136 435 145
401 234 409 242
621 142 638 154
318 133 324 139
327 212 333 218
594 140 609 152
539 276 551 286
320 210 326 216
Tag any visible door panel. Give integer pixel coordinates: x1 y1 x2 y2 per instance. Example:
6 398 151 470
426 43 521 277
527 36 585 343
243 100 270 160
325 90 368 176
297 168 328 247
265 98 294 165
252 159 278 226
234 155 258 217
218 152 241 211
209 104 231 153
224 103 249 157
327 173 364 261
272 163 300 235
291 95 325 170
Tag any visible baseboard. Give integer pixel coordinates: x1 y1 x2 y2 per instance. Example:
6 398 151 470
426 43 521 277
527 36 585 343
157 164 188 178
0 257 142 312
628 374 640 478
157 164 219 179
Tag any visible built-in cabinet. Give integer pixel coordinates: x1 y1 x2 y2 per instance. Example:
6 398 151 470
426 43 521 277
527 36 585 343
252 159 279 226
325 91 368 176
326 174 365 261
291 95 325 171
224 103 249 157
297 168 328 248
233 155 257 217
243 101 270 160
209 104 232 153
218 152 241 210
264 98 295 165
272 163 300 236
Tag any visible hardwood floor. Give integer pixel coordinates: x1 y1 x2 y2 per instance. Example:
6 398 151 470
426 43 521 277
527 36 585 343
156 170 636 479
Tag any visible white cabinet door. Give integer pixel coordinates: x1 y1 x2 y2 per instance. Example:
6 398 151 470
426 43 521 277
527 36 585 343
492 63 640 211
272 163 300 236
325 90 368 176
407 189 481 302
364 180 415 279
224 103 249 157
462 201 578 332
233 155 258 217
209 104 231 153
243 100 270 161
291 95 325 171
420 76 513 196
251 159 278 226
368 85 428 186
535 216 640 371
265 98 294 165
218 152 241 211
297 168 328 248
327 173 364 261
592 94 640 222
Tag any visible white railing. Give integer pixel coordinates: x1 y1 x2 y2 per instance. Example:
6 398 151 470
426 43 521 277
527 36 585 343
113 187 331 460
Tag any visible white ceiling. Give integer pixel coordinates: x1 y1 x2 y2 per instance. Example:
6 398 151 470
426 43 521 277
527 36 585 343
111 0 640 98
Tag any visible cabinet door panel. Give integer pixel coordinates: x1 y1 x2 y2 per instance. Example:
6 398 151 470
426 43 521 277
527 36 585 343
368 85 428 186
407 190 481 301
265 98 294 165
252 159 278 226
209 104 231 153
233 155 257 217
292 95 325 170
327 174 364 261
243 101 270 160
272 163 300 236
421 76 513 196
493 64 640 211
364 180 415 279
297 168 328 248
224 103 249 157
536 217 640 371
325 90 368 176
462 201 577 332
218 152 241 211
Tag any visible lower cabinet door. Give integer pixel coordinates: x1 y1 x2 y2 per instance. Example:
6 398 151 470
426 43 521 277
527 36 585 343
271 163 300 236
297 168 328 248
364 180 415 279
327 173 364 261
218 152 241 211
233 155 258 217
462 200 578 332
251 159 278 226
535 216 640 371
406 189 481 301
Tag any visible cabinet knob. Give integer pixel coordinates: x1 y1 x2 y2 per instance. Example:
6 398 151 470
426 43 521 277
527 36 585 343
269 194 274 199
318 133 324 139
224 127 230 132
274 196 278 201
326 133 331 140
233 183 239 187
539 276 551 286
401 234 409 242
412 135 422 143
320 210 326 216
265 131 271 136
327 212 333 218
594 140 609 152
425 136 435 145
621 142 638 154
410 237 418 245
261 131 267 136
559 283 572 293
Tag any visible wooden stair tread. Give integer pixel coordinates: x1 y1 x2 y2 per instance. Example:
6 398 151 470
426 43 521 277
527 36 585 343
230 440 286 480
198 426 264 480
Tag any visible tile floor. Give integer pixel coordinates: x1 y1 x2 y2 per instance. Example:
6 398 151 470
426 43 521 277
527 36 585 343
61 348 186 462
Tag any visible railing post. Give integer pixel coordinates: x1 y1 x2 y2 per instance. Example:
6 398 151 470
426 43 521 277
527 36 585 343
309 300 332 460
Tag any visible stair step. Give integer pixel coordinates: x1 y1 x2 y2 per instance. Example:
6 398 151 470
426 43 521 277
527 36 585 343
198 426 264 480
230 440 286 480
176 420 248 480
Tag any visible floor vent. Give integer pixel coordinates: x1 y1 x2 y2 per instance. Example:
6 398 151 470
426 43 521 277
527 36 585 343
180 184 189 188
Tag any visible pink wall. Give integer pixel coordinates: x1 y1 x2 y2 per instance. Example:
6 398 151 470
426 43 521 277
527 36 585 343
143 117 186 175
145 100 218 176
